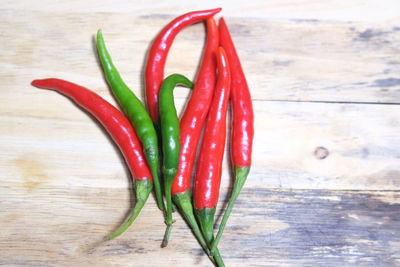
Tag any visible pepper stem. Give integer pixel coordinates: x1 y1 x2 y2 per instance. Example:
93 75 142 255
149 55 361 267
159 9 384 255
173 192 224 266
195 208 216 244
194 208 225 266
161 223 173 248
173 192 209 251
146 152 165 211
161 173 175 247
105 179 153 240
106 200 146 240
210 166 250 254
212 249 225 267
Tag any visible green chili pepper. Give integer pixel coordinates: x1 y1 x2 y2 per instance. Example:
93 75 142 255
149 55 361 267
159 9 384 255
159 74 193 247
96 30 165 216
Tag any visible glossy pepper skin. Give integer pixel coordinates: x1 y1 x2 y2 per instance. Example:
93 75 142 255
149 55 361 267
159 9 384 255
193 47 230 248
158 74 193 247
31 78 153 240
96 30 164 213
172 17 219 196
170 18 224 267
210 18 254 254
145 8 222 124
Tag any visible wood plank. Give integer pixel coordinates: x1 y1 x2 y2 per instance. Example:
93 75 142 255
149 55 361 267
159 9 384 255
1 9 400 107
1 0 399 23
2 100 399 191
1 2 400 266
1 185 399 266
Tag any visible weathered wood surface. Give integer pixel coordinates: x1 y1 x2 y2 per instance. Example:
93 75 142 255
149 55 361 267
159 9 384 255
3 101 400 191
1 1 400 266
2 186 399 266
2 9 400 104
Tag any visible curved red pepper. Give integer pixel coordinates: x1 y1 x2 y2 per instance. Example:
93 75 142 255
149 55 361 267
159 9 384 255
172 17 219 196
210 17 254 254
193 47 230 210
220 18 254 167
31 78 152 182
193 47 230 253
32 78 155 240
145 8 221 123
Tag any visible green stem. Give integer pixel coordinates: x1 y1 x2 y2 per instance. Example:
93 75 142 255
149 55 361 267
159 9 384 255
210 166 250 254
106 200 146 240
173 192 209 252
165 180 174 225
161 223 173 248
195 208 225 266
196 208 215 244
105 179 153 240
174 192 225 266
212 249 225 267
145 151 165 212
161 174 175 247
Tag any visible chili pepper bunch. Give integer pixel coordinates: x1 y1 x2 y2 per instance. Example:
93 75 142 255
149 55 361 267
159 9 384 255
32 8 253 267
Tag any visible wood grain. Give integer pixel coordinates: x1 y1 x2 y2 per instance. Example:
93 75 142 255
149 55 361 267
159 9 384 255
1 185 399 266
2 100 400 190
1 1 400 266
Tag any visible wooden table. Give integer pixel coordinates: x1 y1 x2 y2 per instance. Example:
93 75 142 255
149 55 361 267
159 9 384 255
1 1 399 266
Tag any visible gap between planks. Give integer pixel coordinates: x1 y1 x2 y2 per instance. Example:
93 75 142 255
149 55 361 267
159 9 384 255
257 99 400 105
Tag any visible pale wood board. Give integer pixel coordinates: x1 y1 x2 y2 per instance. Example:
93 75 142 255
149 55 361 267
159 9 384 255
1 1 400 266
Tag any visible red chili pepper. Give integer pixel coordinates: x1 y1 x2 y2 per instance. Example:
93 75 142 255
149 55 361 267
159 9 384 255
169 18 224 265
210 17 254 253
193 47 230 245
219 18 254 168
145 8 222 124
31 78 153 240
172 17 219 196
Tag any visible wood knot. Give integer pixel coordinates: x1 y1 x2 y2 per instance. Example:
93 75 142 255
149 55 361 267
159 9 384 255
314 146 329 160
